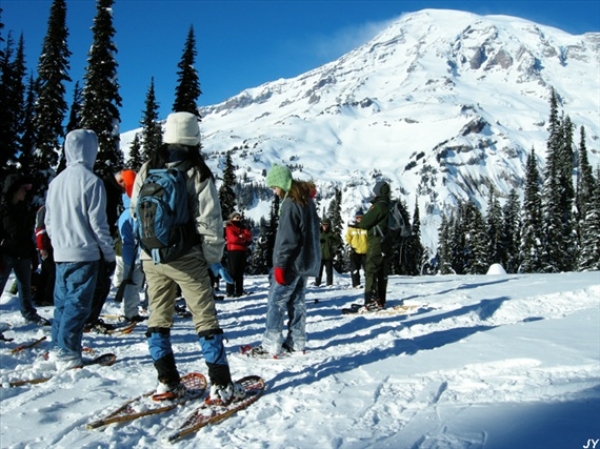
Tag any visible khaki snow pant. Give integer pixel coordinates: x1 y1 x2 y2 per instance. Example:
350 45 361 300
143 249 220 334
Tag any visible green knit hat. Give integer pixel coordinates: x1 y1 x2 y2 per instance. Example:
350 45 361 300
266 164 293 192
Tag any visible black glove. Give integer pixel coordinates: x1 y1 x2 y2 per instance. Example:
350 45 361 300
104 260 117 278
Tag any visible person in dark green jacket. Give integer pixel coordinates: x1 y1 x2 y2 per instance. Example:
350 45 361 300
358 181 391 310
315 218 342 286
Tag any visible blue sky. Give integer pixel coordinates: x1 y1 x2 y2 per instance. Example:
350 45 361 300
2 0 599 132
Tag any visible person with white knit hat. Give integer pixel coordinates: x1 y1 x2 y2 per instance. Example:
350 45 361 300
131 111 244 405
244 164 321 358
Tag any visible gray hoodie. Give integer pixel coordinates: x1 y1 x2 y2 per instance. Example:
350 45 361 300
45 129 116 263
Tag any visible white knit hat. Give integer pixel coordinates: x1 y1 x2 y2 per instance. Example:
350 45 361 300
163 112 200 146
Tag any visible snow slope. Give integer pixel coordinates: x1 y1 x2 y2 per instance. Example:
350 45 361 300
1 270 599 448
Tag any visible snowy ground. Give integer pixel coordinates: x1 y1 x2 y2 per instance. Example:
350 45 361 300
1 269 599 449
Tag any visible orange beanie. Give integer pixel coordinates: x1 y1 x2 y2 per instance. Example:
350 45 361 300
121 169 136 198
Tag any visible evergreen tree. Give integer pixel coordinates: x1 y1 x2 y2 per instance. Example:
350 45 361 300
500 188 521 273
0 32 19 174
327 188 345 273
520 148 543 272
127 132 143 170
12 35 29 170
401 198 424 276
556 115 577 271
249 218 271 275
452 204 469 274
172 25 201 117
578 167 600 270
218 152 237 220
33 0 71 181
437 213 453 274
264 194 280 270
540 114 566 272
20 74 39 174
140 77 162 162
485 188 503 265
81 0 123 179
575 126 595 245
65 80 82 133
463 200 488 274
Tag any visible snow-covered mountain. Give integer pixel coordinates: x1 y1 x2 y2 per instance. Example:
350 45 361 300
121 9 600 250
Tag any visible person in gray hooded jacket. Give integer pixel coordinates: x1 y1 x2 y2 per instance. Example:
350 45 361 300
45 129 116 369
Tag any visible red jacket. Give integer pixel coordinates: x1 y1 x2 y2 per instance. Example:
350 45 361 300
225 222 252 252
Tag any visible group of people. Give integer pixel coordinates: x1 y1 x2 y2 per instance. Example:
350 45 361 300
1 109 393 404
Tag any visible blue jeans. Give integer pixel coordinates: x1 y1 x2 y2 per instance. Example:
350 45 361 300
0 254 38 320
262 271 307 353
52 261 99 360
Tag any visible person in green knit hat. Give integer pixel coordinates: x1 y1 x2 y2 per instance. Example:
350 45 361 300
244 164 321 358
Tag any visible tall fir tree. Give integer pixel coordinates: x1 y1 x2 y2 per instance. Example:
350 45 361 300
20 74 39 174
575 126 596 244
437 213 453 274
463 199 488 274
218 152 237 220
327 188 345 272
449 207 467 274
12 35 29 171
140 77 162 162
578 167 600 270
519 148 543 273
0 32 20 175
33 0 71 183
127 132 143 170
485 188 503 265
401 199 424 276
500 188 522 273
81 0 123 179
65 80 82 133
556 115 577 271
172 25 201 117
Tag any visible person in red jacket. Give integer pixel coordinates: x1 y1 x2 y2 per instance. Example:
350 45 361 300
34 205 55 306
224 212 252 297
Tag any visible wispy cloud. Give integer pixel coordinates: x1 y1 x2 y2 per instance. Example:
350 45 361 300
310 17 398 61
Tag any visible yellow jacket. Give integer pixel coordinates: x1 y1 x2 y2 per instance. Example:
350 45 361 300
345 225 368 255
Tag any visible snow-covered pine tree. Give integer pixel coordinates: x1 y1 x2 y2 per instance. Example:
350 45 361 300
127 133 143 171
400 198 423 276
218 152 237 221
81 0 123 179
32 0 70 182
172 25 201 117
140 77 162 163
485 188 503 265
575 126 596 250
520 148 543 273
463 199 488 275
578 167 600 270
500 188 521 273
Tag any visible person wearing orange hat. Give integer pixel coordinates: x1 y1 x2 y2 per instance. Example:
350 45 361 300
115 170 146 322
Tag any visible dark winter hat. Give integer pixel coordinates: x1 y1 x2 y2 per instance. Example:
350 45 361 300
373 181 390 197
2 174 32 199
266 164 293 192
355 208 364 217
163 112 201 146
322 218 331 226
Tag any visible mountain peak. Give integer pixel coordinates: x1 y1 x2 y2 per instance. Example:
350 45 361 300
122 9 599 250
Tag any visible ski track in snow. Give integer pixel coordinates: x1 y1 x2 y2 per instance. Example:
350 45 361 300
0 271 599 449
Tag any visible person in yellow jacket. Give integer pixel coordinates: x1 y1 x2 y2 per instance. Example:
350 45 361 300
345 209 368 288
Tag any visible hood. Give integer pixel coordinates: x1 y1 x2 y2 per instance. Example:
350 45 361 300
64 129 98 169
